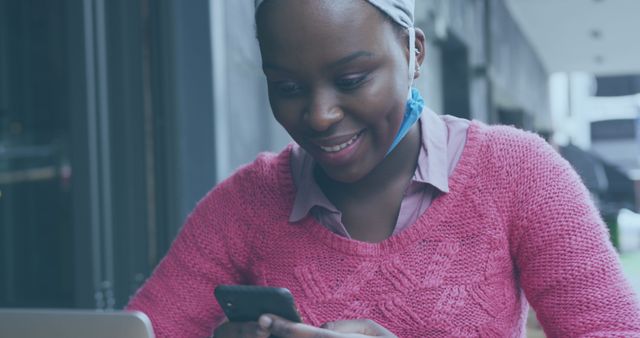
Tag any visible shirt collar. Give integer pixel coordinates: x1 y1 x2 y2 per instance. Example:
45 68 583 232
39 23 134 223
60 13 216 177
414 107 450 193
289 146 340 222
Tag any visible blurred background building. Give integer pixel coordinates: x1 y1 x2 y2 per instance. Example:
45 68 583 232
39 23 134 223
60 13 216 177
1 0 639 311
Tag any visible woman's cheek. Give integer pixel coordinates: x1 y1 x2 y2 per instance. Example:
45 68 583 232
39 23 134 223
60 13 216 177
357 90 401 125
271 104 302 136
359 73 404 118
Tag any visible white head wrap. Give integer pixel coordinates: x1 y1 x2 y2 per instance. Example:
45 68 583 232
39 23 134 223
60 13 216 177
255 0 417 85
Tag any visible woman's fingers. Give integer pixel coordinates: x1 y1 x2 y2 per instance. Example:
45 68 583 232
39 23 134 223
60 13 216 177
321 319 396 337
256 315 397 338
260 314 339 338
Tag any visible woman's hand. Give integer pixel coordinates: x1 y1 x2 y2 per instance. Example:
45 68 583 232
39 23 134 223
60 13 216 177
213 315 397 338
265 315 397 337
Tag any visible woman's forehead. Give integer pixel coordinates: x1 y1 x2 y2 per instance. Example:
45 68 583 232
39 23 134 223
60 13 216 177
257 0 387 49
257 0 380 29
256 0 414 29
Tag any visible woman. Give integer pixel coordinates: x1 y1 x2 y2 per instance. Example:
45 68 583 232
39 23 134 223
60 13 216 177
127 0 640 337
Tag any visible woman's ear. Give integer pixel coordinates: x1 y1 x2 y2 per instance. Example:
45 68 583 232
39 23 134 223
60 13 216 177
413 28 427 79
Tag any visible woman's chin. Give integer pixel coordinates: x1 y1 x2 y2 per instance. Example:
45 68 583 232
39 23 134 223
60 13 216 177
317 163 369 184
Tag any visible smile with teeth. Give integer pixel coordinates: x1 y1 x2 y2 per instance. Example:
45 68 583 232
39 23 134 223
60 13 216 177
319 132 361 153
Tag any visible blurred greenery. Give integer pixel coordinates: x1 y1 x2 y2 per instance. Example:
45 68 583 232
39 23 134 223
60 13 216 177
620 251 640 297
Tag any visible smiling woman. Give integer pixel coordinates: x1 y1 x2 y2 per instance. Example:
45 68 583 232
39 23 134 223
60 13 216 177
126 0 640 337
257 0 422 185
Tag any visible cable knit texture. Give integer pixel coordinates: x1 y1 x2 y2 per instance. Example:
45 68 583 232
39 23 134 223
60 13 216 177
127 122 640 337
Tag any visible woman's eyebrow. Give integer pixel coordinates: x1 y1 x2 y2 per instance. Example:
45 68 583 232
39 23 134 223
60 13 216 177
262 51 375 73
329 51 375 68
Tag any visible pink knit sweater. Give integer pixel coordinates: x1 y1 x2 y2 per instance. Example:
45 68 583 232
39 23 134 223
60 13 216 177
127 122 640 337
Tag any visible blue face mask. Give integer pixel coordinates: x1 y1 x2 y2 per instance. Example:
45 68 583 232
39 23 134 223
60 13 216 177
386 87 425 155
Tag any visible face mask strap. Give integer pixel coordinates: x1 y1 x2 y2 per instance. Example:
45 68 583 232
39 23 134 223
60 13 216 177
407 26 416 87
385 26 423 157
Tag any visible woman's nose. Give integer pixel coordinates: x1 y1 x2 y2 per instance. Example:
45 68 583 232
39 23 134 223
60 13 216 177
305 91 343 132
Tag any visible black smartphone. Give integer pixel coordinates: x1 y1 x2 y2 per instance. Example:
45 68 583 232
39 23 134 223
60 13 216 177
214 285 302 323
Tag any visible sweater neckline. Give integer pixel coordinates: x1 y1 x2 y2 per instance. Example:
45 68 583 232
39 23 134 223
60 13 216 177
275 120 484 257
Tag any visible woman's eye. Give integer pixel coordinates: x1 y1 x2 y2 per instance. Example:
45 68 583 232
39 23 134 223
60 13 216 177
273 81 303 96
336 74 367 90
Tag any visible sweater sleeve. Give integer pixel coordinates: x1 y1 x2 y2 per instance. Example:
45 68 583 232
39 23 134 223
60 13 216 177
502 131 640 337
126 169 257 338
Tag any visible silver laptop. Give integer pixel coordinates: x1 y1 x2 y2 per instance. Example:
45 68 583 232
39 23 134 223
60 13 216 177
0 308 155 338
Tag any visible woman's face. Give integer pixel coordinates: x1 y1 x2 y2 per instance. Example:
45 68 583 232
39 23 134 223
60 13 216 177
257 0 423 183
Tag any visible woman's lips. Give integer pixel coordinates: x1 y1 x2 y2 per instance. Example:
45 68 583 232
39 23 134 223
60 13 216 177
309 130 365 166
318 132 361 152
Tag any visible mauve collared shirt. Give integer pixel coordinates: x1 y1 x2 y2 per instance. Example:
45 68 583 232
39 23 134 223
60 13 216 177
289 108 470 238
